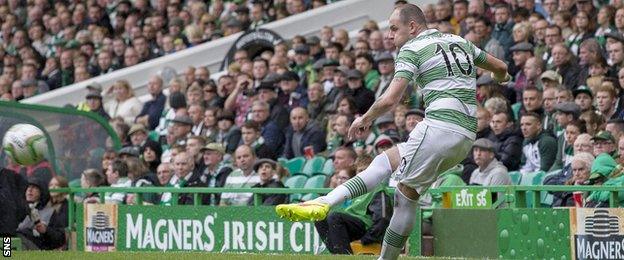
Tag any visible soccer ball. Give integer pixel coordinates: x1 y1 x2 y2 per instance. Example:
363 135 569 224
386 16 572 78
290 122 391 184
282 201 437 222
2 124 48 166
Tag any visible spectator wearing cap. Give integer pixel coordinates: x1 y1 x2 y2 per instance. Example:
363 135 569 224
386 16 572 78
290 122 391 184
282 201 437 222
554 101 581 137
171 114 194 146
509 42 534 97
374 134 394 155
320 59 339 94
215 114 242 155
326 66 350 107
375 52 395 99
277 70 308 111
198 143 233 205
586 152 624 207
469 138 511 186
551 113 586 171
283 107 327 159
307 82 331 129
104 80 143 126
82 86 111 120
129 124 157 149
291 44 317 87
487 111 523 171
551 43 580 89
254 79 290 130
136 76 166 130
592 130 618 157
540 70 563 89
345 69 375 115
573 85 594 112
519 112 558 173
307 36 323 62
248 159 288 206
355 53 380 92
221 145 260 206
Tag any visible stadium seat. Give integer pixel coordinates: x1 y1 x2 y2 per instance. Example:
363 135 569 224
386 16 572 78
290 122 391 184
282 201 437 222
277 157 288 167
304 175 327 189
508 171 522 185
322 159 334 176
284 175 307 189
285 157 306 175
539 170 560 207
302 156 326 176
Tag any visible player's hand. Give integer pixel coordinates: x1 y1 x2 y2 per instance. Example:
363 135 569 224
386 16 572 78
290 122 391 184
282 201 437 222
491 72 512 85
348 116 371 141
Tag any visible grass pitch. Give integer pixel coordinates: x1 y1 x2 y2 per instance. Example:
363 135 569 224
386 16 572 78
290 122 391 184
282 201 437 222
10 251 453 260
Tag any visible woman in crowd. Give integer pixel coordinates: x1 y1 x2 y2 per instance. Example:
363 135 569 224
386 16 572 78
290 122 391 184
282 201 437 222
566 11 595 56
104 80 143 125
141 141 162 174
550 152 594 207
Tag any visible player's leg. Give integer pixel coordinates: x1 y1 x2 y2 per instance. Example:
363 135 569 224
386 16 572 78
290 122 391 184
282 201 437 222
276 147 400 221
319 146 400 206
378 126 473 260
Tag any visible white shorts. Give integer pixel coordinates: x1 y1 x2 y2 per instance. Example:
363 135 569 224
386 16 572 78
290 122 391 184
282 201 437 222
394 122 473 194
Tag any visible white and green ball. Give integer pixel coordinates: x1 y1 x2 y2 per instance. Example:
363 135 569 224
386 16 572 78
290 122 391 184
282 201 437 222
2 124 48 166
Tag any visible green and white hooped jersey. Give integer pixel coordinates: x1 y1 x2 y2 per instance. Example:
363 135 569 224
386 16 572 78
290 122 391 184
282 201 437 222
394 29 486 140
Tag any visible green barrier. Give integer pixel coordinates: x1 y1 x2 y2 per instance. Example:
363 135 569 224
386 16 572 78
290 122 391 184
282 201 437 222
54 187 421 256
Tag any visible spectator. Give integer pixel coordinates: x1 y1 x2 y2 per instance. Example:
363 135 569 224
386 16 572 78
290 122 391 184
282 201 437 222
543 25 563 68
254 79 290 129
283 107 327 159
136 75 166 130
104 80 143 125
345 69 375 115
221 145 260 206
17 176 68 250
606 118 624 139
314 170 392 254
104 159 132 204
327 114 353 155
141 141 162 175
0 167 28 237
488 111 523 171
248 159 288 206
355 53 380 92
170 114 194 146
586 152 624 207
573 85 594 113
250 100 285 154
523 57 545 90
549 152 595 207
241 121 276 160
474 15 505 60
551 43 580 89
469 138 511 186
492 4 515 57
594 82 621 120
277 70 308 111
224 73 255 126
307 82 331 128
333 146 357 173
199 143 233 205
592 130 617 157
517 87 543 119
509 42 534 98
79 169 106 204
215 114 241 155
327 66 349 107
82 87 110 120
404 109 424 134
540 70 563 90
188 104 206 136
375 52 395 99
520 112 558 173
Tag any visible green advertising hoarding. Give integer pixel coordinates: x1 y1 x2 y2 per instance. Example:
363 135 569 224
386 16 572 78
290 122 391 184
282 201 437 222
76 204 421 255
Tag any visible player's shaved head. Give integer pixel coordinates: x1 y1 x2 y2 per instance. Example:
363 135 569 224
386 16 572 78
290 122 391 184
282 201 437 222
397 3 427 26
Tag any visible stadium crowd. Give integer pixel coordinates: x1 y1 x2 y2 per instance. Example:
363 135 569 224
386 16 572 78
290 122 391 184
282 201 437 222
3 0 624 253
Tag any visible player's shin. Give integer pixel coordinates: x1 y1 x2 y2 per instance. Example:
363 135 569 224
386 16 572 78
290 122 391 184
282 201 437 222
319 152 393 206
379 188 418 260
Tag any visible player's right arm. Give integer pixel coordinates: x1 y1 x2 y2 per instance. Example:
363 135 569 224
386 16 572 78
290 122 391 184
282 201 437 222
477 53 510 83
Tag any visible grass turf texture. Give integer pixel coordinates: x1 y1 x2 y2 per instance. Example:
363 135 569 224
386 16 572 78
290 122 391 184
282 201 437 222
11 252 454 260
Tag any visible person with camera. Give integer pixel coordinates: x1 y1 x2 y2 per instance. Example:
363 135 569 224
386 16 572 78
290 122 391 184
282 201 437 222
16 176 69 250
224 72 255 127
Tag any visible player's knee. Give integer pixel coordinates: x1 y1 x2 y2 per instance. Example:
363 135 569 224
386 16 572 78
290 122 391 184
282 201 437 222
397 183 420 202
